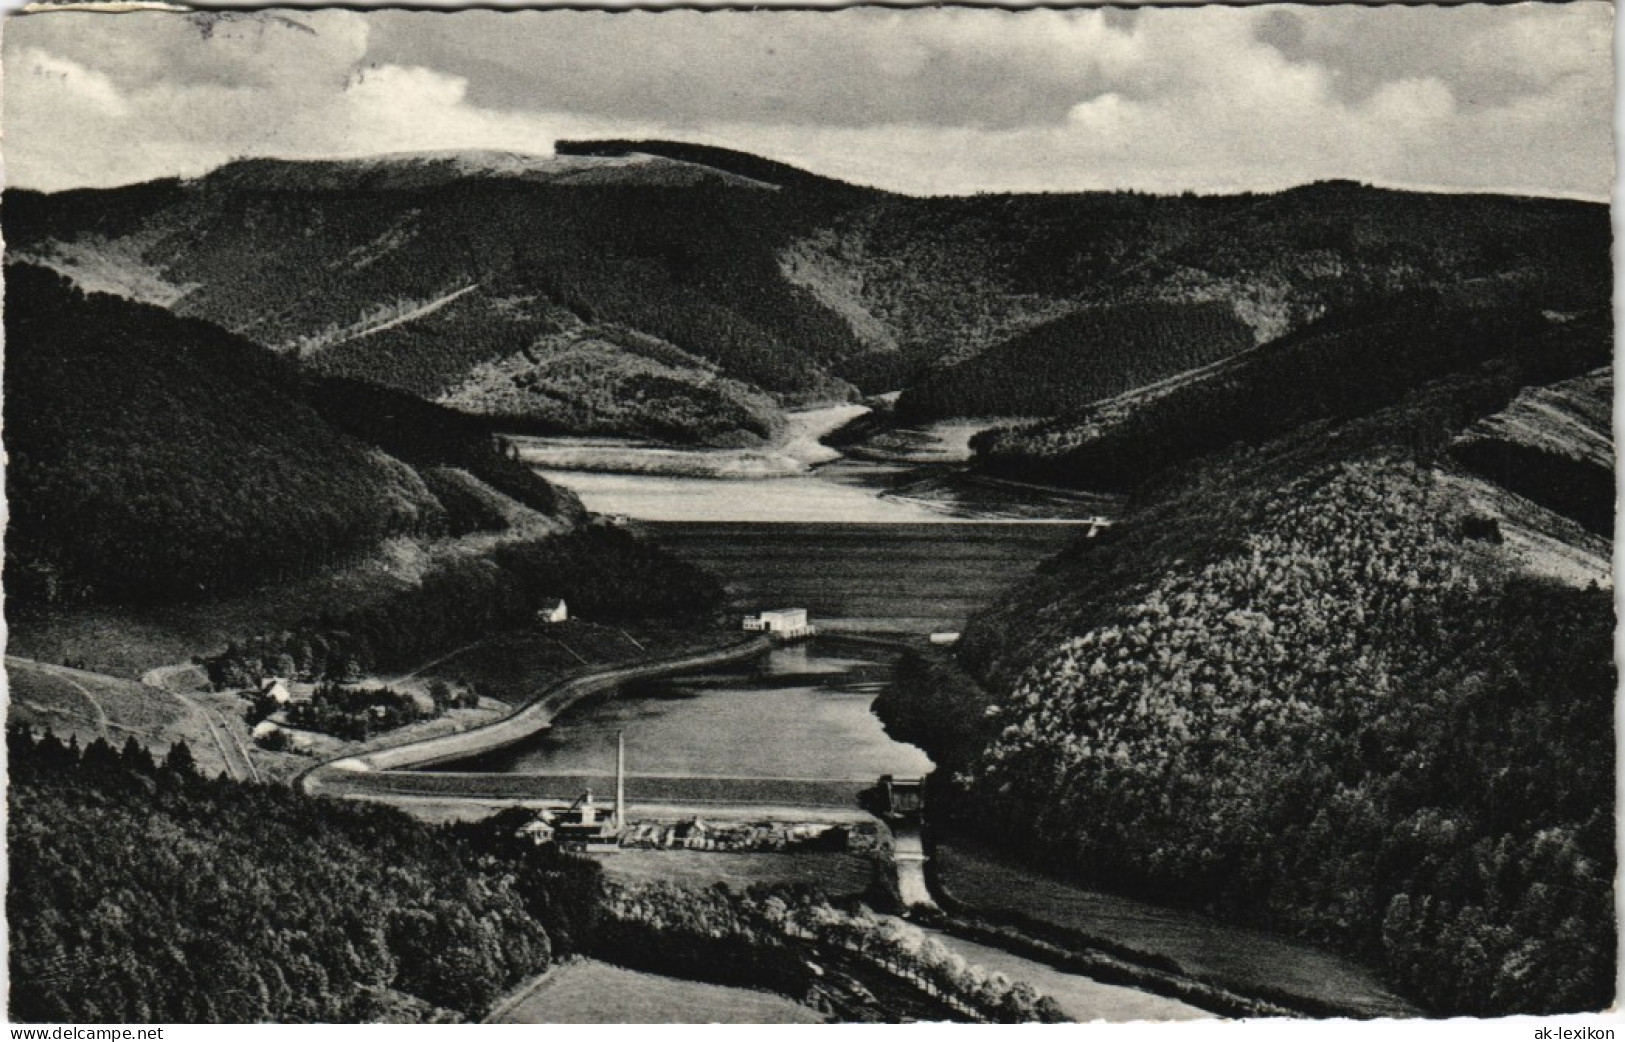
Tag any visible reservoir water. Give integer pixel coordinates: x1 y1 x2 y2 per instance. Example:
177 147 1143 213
444 640 932 787
491 411 1407 1018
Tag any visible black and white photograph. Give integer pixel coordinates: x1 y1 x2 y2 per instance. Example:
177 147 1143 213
0 0 1616 1027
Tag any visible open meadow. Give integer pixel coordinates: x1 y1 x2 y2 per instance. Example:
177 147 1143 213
592 848 872 895
935 841 1414 1018
487 959 825 1024
6 657 236 777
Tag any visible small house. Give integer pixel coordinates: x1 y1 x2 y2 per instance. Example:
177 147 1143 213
928 631 961 646
251 720 282 741
259 678 294 705
517 816 556 845
537 598 568 625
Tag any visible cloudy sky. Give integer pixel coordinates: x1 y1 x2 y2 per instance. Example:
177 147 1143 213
3 3 1613 198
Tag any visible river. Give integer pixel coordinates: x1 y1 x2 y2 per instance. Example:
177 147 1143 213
471 410 1410 1020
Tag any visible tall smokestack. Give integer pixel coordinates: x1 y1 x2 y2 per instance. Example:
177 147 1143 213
615 730 626 830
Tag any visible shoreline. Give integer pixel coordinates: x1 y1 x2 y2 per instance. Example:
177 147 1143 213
299 634 773 799
508 403 869 480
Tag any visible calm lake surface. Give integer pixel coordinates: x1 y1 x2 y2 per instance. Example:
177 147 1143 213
497 418 1404 1017
447 641 933 784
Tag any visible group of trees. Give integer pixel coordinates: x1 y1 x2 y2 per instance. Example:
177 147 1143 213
7 726 603 1023
2 264 584 611
279 684 427 743
974 297 1612 492
10 730 1078 1025
592 881 1065 1023
203 526 724 690
926 437 1614 1015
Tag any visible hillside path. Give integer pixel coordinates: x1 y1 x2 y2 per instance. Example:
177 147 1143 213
141 662 260 782
7 658 112 741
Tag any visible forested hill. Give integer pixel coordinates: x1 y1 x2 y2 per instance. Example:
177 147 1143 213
7 145 1608 443
3 263 582 608
7 727 604 1022
877 339 1615 1013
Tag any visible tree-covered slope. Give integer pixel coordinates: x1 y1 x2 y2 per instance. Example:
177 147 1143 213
3 264 581 608
973 299 1612 490
3 151 872 443
881 367 1615 1016
439 322 784 444
804 183 1608 414
7 727 603 1023
893 301 1252 421
1450 367 1614 537
8 149 1608 442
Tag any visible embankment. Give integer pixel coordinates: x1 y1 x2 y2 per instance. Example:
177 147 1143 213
300 635 771 798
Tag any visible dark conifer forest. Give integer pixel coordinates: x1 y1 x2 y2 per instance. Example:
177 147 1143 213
881 370 1616 1016
7 727 602 1023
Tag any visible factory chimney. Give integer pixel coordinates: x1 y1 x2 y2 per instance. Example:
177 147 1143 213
615 730 626 830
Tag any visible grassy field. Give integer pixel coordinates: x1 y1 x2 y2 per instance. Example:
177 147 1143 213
593 848 872 895
416 623 723 706
487 959 824 1024
935 841 1414 1018
6 658 236 777
919 930 1210 1023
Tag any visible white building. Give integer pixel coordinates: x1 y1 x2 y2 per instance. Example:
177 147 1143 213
518 818 556 845
742 608 814 640
537 598 568 624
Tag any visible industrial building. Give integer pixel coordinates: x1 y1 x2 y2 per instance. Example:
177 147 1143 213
742 607 816 641
518 731 626 853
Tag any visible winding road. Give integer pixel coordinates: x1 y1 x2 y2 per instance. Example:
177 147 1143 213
7 658 112 741
300 635 774 799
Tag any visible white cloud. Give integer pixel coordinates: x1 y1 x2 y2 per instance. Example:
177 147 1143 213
14 48 128 116
0 5 1612 199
